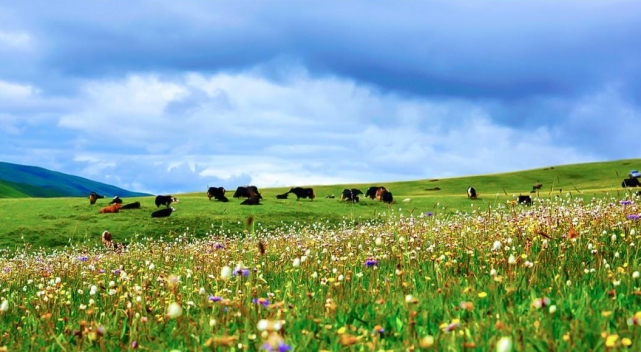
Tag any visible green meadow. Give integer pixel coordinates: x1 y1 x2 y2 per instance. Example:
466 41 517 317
0 159 639 251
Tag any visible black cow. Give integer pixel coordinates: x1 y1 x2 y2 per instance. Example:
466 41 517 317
233 186 262 199
518 195 532 205
241 197 261 205
121 202 141 210
207 187 228 202
365 186 384 200
622 178 641 188
467 187 477 199
89 192 105 205
155 195 178 208
152 207 175 218
276 192 289 199
109 196 123 205
340 189 361 203
380 190 394 204
288 187 316 201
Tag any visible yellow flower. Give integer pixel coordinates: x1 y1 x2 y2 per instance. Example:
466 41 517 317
478 292 488 298
622 338 632 347
605 335 619 348
419 335 434 348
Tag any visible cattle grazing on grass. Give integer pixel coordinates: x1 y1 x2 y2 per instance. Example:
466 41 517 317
467 186 477 200
120 202 141 210
99 204 122 214
341 189 362 203
101 231 124 251
518 195 532 205
365 186 385 199
241 197 261 205
155 195 178 208
379 190 394 204
532 182 543 192
207 187 228 202
88 192 105 205
375 187 388 201
622 178 641 188
288 187 316 201
276 192 289 199
233 186 262 199
109 196 123 205
152 207 176 218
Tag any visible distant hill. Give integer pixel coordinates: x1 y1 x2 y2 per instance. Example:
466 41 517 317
0 161 150 198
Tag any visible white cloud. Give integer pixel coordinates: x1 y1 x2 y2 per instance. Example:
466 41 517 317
0 31 32 49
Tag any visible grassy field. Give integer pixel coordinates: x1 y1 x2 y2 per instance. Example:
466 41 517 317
0 191 639 350
0 159 639 251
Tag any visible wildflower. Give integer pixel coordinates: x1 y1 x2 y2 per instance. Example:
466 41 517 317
419 335 434 348
221 266 232 280
478 292 488 298
633 271 640 279
496 336 512 352
426 212 434 216
375 238 382 245
253 298 269 308
628 214 640 220
167 302 182 319
199 287 206 295
0 300 8 312
549 305 557 313
621 200 632 205
293 258 300 268
77 256 89 262
622 338 632 347
208 295 222 302
492 241 502 251
508 254 516 265
364 259 379 267
132 341 138 349
605 335 619 348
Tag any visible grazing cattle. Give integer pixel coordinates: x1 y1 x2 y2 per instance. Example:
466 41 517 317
155 195 178 208
207 187 228 201
380 190 394 204
340 189 361 203
517 195 532 205
375 187 388 201
109 196 123 205
152 207 175 218
288 187 316 201
241 197 261 205
325 195 335 199
88 192 105 205
365 186 385 199
467 187 477 200
276 192 289 199
532 182 543 191
622 178 641 188
99 204 121 214
233 186 263 199
101 231 124 251
120 202 141 210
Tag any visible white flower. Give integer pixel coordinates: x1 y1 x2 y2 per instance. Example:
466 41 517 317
209 318 216 327
149 263 155 270
199 287 206 295
293 258 301 268
496 336 512 352
0 300 8 312
492 241 502 251
257 319 269 331
612 234 617 242
508 255 516 265
490 269 497 276
405 295 413 303
633 271 640 279
90 286 97 295
167 302 182 319
549 305 557 314
221 266 232 280
375 238 382 246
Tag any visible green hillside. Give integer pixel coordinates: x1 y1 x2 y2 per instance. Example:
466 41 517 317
0 161 150 198
0 158 638 251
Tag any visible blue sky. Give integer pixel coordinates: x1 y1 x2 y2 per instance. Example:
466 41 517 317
1 0 640 194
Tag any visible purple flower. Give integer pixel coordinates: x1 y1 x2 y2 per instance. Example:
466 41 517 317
77 256 89 262
233 268 250 277
260 342 292 352
364 259 379 267
426 212 434 216
112 269 121 275
132 341 138 349
214 244 225 249
208 295 222 302
628 214 640 220
444 322 460 332
621 200 632 205
252 298 269 307
98 269 106 273
4 268 10 273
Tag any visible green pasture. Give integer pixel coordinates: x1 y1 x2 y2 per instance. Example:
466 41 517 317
0 159 638 250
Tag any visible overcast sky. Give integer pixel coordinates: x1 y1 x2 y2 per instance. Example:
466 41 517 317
1 1 640 194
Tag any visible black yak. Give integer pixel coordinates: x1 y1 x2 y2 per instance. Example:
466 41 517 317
518 195 532 205
88 192 105 205
380 190 394 204
276 192 289 199
467 186 477 200
120 202 141 210
288 187 316 201
365 186 385 199
155 195 178 208
622 178 641 188
109 196 123 205
241 197 261 205
233 186 262 199
340 189 361 203
207 187 228 202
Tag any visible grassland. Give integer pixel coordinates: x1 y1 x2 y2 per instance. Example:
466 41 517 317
0 159 639 251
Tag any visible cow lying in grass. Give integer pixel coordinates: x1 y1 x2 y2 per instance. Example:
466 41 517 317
99 204 121 214
241 197 261 205
120 202 140 210
152 207 175 218
276 192 289 199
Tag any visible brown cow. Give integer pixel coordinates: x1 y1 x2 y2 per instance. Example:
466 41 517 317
99 204 122 214
101 231 124 251
375 187 388 201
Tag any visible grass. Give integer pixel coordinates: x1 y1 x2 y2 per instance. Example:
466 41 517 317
0 192 639 350
0 158 639 251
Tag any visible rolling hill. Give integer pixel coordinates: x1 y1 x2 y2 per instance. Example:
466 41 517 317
0 161 150 198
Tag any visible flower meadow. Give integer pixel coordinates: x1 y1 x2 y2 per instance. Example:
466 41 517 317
1 195 640 351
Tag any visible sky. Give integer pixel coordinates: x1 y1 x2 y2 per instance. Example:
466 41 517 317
1 0 640 194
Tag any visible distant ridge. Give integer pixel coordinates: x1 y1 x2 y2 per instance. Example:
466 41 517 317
0 161 150 198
